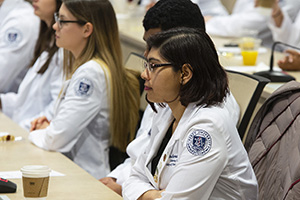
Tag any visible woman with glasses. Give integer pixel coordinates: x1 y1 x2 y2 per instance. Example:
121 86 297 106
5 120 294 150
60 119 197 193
0 0 63 130
29 0 140 179
122 28 258 199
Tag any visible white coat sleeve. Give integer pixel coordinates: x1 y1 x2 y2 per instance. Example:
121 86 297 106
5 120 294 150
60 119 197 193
108 157 132 184
28 63 106 152
0 92 18 118
268 10 300 47
206 6 268 38
122 150 157 200
0 9 39 93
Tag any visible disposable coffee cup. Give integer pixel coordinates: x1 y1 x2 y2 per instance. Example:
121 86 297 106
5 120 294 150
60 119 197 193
21 165 51 200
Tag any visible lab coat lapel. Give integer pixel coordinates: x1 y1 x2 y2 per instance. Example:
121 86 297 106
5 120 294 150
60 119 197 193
156 103 201 185
144 107 174 188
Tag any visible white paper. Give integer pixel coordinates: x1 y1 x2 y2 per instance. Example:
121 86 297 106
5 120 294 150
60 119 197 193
0 170 65 179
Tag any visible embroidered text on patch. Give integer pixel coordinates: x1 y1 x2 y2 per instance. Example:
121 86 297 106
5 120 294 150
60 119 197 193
74 78 94 97
186 129 212 156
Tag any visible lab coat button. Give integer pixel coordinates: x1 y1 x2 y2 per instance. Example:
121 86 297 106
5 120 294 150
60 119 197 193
163 154 166 161
154 175 158 183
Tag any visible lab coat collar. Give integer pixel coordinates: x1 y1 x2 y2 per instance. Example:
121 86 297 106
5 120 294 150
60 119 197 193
145 103 202 187
145 106 173 188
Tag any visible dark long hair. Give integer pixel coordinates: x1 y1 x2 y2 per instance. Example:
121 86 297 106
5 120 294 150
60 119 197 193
29 0 62 74
146 27 228 109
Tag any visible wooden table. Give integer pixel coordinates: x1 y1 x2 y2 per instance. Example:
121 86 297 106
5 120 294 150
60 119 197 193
0 113 122 200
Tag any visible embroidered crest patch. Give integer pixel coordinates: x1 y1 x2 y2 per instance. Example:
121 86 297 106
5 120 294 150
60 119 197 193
74 78 94 97
186 129 212 156
5 28 22 45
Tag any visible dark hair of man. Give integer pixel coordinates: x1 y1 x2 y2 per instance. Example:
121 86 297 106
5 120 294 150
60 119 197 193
146 27 228 109
29 0 62 74
143 0 205 32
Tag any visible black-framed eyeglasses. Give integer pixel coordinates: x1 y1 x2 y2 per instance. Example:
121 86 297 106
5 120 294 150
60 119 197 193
54 12 86 29
143 60 172 72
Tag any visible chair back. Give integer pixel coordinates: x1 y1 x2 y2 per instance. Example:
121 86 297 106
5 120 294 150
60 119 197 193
124 52 147 111
226 70 270 141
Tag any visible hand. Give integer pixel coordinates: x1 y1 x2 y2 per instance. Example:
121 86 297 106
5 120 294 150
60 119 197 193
99 177 122 196
138 189 165 200
278 49 300 71
30 116 50 131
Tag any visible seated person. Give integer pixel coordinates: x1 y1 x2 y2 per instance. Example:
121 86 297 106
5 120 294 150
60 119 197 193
206 0 300 48
0 0 63 130
122 27 258 200
265 0 300 70
100 0 240 196
29 0 140 179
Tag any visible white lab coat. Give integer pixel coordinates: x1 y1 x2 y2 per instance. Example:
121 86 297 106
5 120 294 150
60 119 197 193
0 49 63 131
109 93 240 187
0 0 40 93
140 0 228 16
269 10 300 47
123 95 257 200
29 59 111 179
206 0 300 48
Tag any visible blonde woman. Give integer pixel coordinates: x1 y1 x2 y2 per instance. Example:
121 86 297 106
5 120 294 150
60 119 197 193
29 0 140 179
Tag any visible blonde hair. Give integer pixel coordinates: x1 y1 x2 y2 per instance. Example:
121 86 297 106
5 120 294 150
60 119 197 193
63 0 140 151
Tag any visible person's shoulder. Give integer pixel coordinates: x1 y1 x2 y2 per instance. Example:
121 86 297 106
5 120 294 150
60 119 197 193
73 59 108 81
190 103 231 127
2 3 39 34
7 2 38 20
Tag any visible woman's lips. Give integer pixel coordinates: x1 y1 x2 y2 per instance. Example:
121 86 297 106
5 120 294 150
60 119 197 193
144 86 152 91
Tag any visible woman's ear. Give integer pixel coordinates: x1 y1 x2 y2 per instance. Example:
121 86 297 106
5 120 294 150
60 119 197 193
83 22 93 38
181 64 193 85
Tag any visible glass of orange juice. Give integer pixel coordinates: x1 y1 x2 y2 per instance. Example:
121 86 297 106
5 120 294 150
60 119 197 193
239 37 261 66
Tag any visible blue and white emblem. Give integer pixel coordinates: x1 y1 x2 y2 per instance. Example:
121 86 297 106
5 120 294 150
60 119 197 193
186 129 212 156
5 28 22 45
74 78 94 97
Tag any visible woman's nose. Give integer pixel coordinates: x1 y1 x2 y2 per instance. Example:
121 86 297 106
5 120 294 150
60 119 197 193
141 68 150 81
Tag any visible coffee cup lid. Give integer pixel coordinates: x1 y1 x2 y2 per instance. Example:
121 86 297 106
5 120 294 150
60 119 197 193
21 165 51 178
